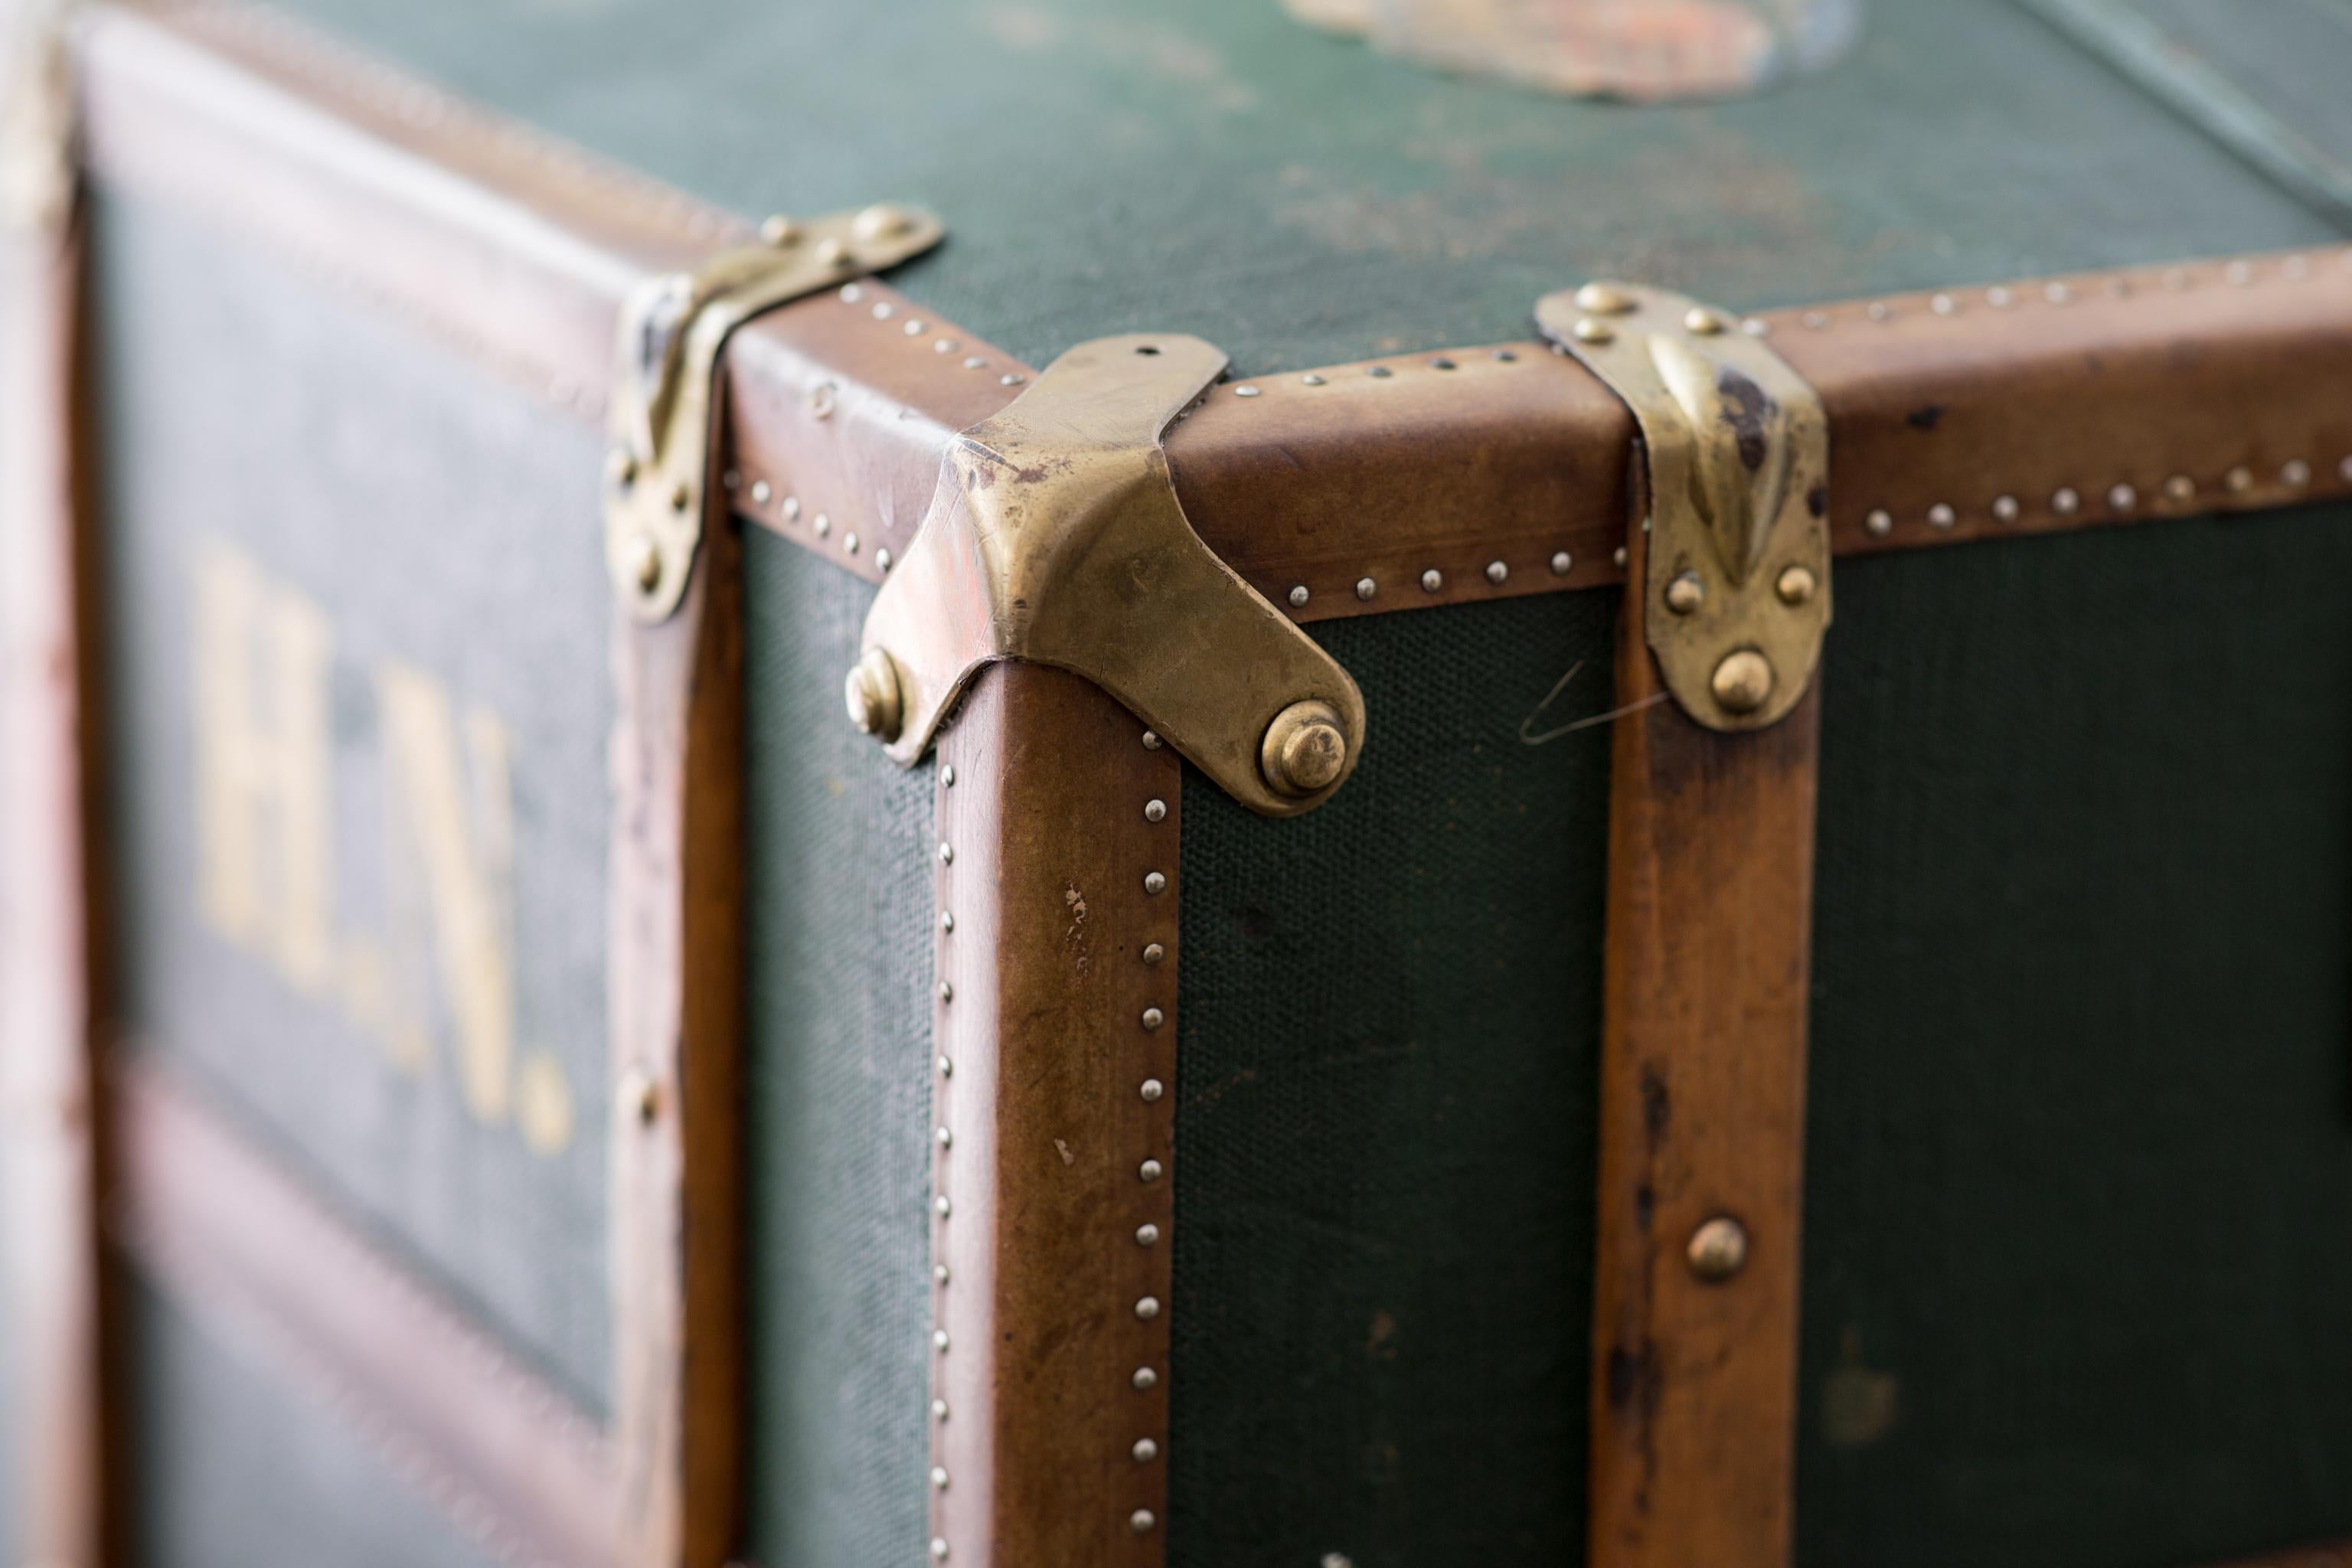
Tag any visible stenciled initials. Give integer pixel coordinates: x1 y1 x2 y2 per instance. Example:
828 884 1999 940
189 539 574 1155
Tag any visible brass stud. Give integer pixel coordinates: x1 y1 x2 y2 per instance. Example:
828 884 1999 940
930 1538 949 1561
1926 503 1956 529
934 1194 952 1217
1132 1367 1158 1389
1142 942 1165 965
936 1054 952 1078
1573 282 1637 315
1142 1007 1165 1031
930 1465 950 1491
1354 577 1377 601
1571 317 1615 346
1140 730 1163 750
1991 495 2020 523
623 534 663 596
1260 700 1348 797
668 481 691 514
1140 1079 1165 1102
938 841 954 864
853 204 915 243
942 763 956 786
1288 584 1309 608
619 1067 659 1126
1136 1223 1161 1246
1133 1438 1159 1462
1864 509 1893 537
1683 306 1726 335
758 213 800 247
2284 459 2313 488
1550 550 1573 576
606 448 638 488
2052 487 2080 516
1485 560 1508 585
1143 871 1167 895
1687 1216 1749 1281
1710 650 1774 714
1144 799 1167 823
936 1125 952 1148
1664 571 1704 615
1775 565 1816 606
2226 466 2254 494
933 1329 950 1351
939 910 954 932
1131 1510 1158 1534
844 648 903 740
1139 1159 1163 1182
1612 545 1628 569
1135 1296 1161 1320
1419 568 1444 593
933 1398 949 1420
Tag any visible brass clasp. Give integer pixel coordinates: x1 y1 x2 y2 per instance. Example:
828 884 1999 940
603 203 944 619
1536 283 1831 730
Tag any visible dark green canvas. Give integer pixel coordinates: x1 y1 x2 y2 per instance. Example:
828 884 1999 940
1799 505 2352 1566
92 190 615 1412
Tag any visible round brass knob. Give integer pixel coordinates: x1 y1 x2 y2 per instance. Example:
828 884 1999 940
1664 570 1705 615
1775 564 1817 606
1260 700 1348 797
622 533 662 596
1710 649 1774 714
844 647 904 741
1686 1216 1749 1281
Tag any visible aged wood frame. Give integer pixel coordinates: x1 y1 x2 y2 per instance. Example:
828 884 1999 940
10 2 2352 1564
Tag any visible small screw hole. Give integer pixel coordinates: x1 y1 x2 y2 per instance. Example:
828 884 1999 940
1135 345 1161 355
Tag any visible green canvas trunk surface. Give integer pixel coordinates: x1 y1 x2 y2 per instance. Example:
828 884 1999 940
17 0 2352 1563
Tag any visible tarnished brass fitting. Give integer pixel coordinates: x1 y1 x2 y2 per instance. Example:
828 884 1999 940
1259 700 1348 798
844 647 904 740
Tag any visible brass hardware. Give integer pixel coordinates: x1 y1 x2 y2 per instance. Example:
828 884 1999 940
1575 282 1637 315
1686 1216 1749 1281
854 334 1367 817
844 647 903 740
1537 281 1831 730
1260 700 1348 798
1 0 76 239
604 203 944 619
1710 649 1774 714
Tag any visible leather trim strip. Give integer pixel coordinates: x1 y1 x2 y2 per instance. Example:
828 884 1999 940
110 1053 613 1567
930 663 1178 1568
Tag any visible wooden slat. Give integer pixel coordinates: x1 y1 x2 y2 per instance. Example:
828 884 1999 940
929 663 1180 1566
109 1055 612 1567
0 146 109 1568
1586 519 1820 1568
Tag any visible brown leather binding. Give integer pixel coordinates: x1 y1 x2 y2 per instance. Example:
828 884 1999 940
0 152 109 1568
110 1054 613 1567
1588 514 1818 1568
931 662 1178 1568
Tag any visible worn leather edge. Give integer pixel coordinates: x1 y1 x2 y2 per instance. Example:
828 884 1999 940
74 3 2352 642
107 1053 614 1568
1587 511 1818 1568
608 520 747 1567
0 168 111 1568
931 664 1177 1567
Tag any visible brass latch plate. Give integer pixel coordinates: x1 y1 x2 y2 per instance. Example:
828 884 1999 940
1536 283 1831 730
605 204 944 619
851 333 1367 817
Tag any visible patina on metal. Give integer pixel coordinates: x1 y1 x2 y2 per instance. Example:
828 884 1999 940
1537 280 1831 730
604 201 944 619
854 333 1367 816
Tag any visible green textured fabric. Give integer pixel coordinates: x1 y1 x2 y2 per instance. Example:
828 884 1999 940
1801 505 2352 1566
90 191 615 1412
740 532 936 1568
130 1279 501 1568
251 0 2337 372
1174 593 1615 1568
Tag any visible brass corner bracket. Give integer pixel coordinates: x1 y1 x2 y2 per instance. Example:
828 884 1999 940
1536 281 1831 730
604 203 944 619
848 333 1367 817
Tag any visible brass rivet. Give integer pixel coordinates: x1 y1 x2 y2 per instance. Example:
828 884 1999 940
623 534 662 596
1133 1438 1160 1462
843 647 904 740
606 448 638 488
1710 650 1774 714
1683 306 1726 335
1144 798 1167 823
853 203 915 243
1574 282 1637 315
2226 466 2254 494
758 213 800 247
1775 565 1816 606
1142 942 1165 965
1664 570 1704 615
1132 1366 1158 1388
1572 317 1615 345
1260 700 1348 797
619 1067 659 1126
1687 1216 1749 1281
930 1537 949 1560
668 481 692 513
1131 1509 1158 1534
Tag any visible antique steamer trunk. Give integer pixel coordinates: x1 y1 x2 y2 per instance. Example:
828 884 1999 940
7 0 2352 1564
